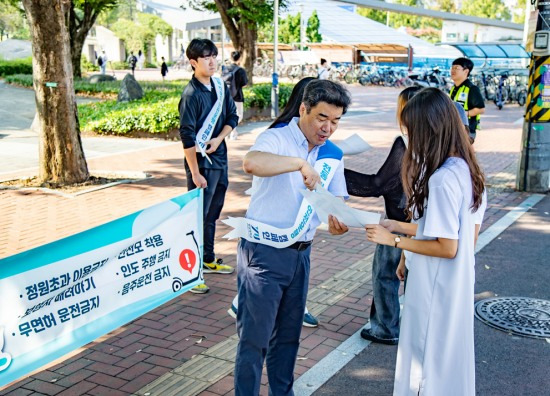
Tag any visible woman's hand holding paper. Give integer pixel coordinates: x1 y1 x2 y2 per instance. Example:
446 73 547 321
328 215 349 235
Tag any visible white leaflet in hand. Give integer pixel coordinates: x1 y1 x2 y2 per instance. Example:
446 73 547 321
222 157 341 247
300 184 380 228
334 134 371 156
223 141 344 247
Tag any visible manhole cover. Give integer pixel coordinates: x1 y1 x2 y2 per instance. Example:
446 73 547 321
474 297 550 339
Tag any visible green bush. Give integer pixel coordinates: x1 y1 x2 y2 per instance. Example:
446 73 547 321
5 73 294 135
4 74 33 87
244 82 293 110
78 81 295 135
81 57 99 73
79 96 180 134
0 57 32 77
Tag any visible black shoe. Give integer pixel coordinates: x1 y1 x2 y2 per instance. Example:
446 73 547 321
360 328 398 345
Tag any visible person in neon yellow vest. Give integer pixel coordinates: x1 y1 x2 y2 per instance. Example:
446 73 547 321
449 57 485 143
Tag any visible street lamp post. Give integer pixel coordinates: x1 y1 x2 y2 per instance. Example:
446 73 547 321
272 0 279 118
221 24 225 67
300 3 305 51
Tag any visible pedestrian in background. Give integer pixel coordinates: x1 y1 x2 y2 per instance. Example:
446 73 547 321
137 50 145 70
449 57 485 143
127 51 138 76
318 58 329 80
222 50 248 140
160 56 168 81
98 50 107 75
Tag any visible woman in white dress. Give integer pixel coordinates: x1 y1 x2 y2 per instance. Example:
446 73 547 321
365 88 486 396
137 50 145 70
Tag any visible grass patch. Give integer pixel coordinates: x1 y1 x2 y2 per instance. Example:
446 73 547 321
4 74 294 135
78 82 294 135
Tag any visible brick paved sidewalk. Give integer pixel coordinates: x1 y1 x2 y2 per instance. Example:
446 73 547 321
0 87 530 396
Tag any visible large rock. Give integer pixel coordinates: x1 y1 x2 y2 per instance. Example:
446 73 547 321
117 73 143 102
88 74 116 83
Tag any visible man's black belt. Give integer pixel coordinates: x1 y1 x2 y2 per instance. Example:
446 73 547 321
288 241 313 251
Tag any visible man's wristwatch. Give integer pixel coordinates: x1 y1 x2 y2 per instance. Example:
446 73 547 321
394 236 401 248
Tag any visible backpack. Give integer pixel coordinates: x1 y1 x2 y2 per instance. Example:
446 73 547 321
97 56 103 66
222 65 239 99
130 55 137 67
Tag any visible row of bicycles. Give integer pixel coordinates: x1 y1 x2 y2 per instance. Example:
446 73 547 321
252 59 318 80
171 54 529 110
470 68 528 109
254 58 529 110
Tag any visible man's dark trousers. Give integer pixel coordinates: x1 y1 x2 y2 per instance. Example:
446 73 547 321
369 244 402 339
186 168 228 263
234 239 310 396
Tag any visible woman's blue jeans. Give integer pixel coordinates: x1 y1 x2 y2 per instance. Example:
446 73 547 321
369 243 402 339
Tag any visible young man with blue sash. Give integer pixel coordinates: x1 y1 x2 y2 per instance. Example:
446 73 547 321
233 80 351 395
178 38 239 294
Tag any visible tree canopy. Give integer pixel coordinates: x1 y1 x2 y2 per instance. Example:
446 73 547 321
96 0 136 25
461 0 511 21
188 1 288 84
111 13 172 54
357 0 523 43
0 0 29 40
258 10 322 45
306 10 322 43
68 0 118 77
513 0 527 24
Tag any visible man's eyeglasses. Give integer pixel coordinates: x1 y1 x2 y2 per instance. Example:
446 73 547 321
451 66 466 71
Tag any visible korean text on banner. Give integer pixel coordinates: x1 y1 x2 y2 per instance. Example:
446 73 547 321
0 189 204 388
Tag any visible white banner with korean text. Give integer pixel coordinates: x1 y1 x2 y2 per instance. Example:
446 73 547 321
0 189 204 388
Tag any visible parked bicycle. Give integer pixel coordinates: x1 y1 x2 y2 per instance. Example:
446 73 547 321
410 66 450 92
470 68 528 109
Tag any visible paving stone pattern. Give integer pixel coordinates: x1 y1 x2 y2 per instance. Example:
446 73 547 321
0 87 529 396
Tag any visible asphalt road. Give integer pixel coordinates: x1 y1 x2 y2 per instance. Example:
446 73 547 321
314 195 550 396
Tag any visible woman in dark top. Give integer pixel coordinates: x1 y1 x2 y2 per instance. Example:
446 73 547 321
269 77 315 128
160 57 168 81
345 86 419 345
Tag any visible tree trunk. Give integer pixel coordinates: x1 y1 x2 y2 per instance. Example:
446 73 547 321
214 1 258 85
239 21 257 85
71 38 85 79
68 2 83 79
69 2 100 79
22 0 89 185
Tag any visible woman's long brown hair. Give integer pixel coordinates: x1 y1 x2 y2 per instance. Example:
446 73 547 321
399 88 485 220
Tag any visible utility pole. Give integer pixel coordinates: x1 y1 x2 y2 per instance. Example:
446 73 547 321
518 0 550 192
300 3 305 51
272 0 279 119
221 24 225 67
299 2 305 77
